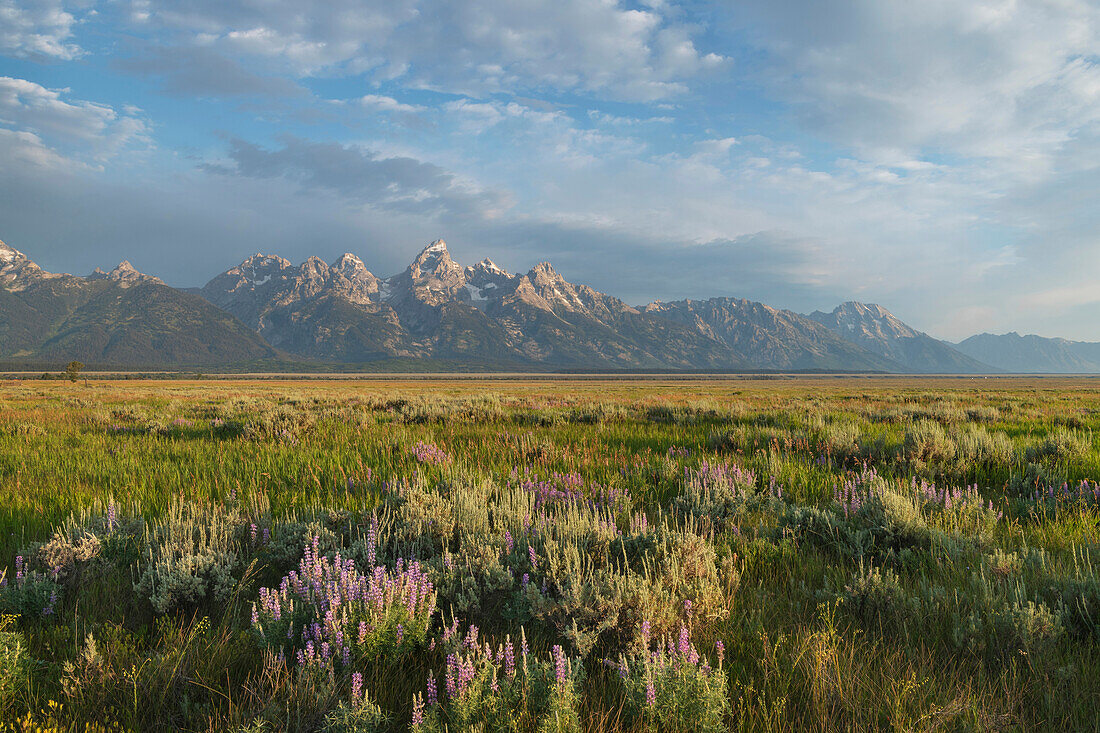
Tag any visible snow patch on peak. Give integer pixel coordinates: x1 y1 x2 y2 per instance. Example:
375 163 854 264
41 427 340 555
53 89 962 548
0 241 20 263
334 252 365 267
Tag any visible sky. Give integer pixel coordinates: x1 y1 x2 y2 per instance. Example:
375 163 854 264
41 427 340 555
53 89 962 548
1 0 1099 341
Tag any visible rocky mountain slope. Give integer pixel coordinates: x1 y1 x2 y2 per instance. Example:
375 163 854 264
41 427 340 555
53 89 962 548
199 241 742 368
14 234 1089 373
0 240 275 367
199 240 903 370
807 301 993 373
644 298 903 372
953 333 1100 373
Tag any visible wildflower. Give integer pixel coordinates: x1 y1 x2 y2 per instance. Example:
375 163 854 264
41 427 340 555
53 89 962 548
645 674 656 707
552 645 567 688
426 674 438 706
528 545 538 570
678 624 691 655
351 672 363 708
367 514 378 566
445 654 457 699
504 637 515 677
715 639 725 666
411 692 424 727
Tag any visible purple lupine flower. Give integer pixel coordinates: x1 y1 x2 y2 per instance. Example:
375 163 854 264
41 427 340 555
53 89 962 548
250 523 258 545
106 501 117 531
351 672 363 708
528 545 538 570
251 603 259 626
412 440 450 465
678 625 690 656
504 638 516 677
715 640 725 666
645 675 656 707
411 693 424 727
552 645 567 688
367 514 378 566
640 620 651 647
396 624 404 644
426 674 438 706
504 530 514 553
445 654 457 699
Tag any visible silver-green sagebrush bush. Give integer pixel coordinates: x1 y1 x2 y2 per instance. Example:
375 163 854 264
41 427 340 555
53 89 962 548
135 500 242 614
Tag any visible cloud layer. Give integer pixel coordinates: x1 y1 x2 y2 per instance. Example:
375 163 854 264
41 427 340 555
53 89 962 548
1 0 1099 340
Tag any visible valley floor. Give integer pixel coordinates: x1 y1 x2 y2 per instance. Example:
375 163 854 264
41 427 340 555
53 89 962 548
0 377 1099 731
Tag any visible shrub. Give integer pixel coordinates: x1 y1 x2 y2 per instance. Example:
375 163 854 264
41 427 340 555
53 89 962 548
0 558 61 619
1026 427 1092 464
135 500 242 614
252 535 436 667
0 617 30 713
413 629 583 733
672 460 762 532
901 420 956 469
618 624 729 733
836 565 908 630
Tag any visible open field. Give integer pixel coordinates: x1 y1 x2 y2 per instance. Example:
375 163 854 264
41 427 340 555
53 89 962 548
1 377 1100 731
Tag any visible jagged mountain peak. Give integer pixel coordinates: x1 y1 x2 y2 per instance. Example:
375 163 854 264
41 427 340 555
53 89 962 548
407 239 459 275
807 300 992 373
818 300 919 339
0 239 23 262
0 239 54 290
529 261 560 278
477 258 505 273
333 252 367 271
240 253 293 269
104 261 163 287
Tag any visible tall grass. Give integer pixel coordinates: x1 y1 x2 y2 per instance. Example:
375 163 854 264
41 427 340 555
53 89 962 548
0 378 1099 730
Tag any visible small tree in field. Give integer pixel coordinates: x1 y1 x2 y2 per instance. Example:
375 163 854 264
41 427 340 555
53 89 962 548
65 361 84 383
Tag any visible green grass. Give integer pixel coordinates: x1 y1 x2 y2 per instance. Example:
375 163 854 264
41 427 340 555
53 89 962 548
1 377 1100 731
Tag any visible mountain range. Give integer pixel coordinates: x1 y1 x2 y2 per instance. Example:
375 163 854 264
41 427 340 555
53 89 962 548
1 237 1096 373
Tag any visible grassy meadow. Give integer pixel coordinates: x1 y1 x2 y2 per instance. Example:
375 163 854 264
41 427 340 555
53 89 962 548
1 375 1100 731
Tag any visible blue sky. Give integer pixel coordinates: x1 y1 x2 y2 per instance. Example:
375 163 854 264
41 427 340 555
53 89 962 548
2 0 1099 340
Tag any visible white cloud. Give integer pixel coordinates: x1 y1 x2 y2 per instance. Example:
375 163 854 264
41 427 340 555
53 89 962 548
120 0 725 101
0 76 150 159
735 0 1100 168
357 94 423 114
0 0 83 59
